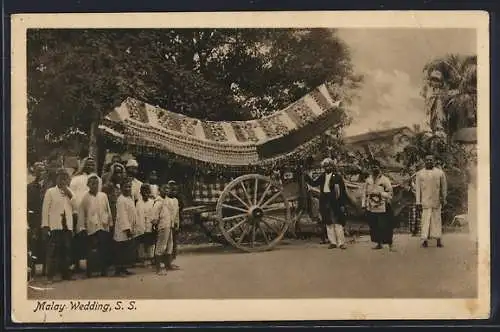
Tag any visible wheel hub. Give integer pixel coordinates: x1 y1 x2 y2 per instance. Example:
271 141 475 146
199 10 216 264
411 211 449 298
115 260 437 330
248 206 264 223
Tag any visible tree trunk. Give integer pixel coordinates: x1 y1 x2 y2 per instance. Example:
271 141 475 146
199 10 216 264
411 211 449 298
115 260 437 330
88 120 98 172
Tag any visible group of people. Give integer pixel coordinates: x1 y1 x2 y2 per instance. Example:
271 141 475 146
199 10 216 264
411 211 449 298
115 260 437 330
27 155 183 283
307 154 447 251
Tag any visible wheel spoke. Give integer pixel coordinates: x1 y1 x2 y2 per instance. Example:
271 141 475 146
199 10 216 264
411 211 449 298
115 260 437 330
261 191 282 209
222 203 248 213
257 183 272 207
229 190 250 209
237 224 251 244
262 218 281 235
262 205 287 213
253 178 259 205
240 181 253 206
222 213 247 222
258 223 270 244
226 218 247 234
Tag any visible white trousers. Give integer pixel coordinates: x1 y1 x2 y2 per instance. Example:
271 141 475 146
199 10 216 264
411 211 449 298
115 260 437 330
421 207 442 240
155 228 173 256
326 224 345 246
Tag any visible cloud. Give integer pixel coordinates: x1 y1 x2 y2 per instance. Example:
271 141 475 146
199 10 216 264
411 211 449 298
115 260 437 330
344 68 427 136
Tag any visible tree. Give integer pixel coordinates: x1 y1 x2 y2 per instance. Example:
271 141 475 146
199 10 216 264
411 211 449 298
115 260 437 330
27 28 362 163
422 53 477 138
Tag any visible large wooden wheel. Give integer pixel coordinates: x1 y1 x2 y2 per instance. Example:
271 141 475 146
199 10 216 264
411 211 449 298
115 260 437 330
215 174 291 252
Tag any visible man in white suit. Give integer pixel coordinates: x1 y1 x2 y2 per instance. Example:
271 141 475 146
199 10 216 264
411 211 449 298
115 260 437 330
415 155 448 248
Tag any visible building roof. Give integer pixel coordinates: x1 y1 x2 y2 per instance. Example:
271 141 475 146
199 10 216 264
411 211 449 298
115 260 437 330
452 127 477 143
343 126 414 145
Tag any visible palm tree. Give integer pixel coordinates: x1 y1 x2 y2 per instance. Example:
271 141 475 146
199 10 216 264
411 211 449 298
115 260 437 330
422 54 477 139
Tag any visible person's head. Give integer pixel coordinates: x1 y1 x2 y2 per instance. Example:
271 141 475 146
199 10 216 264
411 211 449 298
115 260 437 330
111 163 125 184
111 155 122 165
82 157 96 174
166 180 176 197
87 174 100 195
370 160 382 176
148 170 159 184
121 179 132 197
435 158 443 169
32 162 46 180
140 183 151 201
424 155 435 169
126 159 139 177
321 158 335 174
55 168 69 188
159 184 168 198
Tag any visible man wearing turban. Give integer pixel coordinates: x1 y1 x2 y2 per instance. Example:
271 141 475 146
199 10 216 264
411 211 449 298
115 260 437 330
305 158 349 250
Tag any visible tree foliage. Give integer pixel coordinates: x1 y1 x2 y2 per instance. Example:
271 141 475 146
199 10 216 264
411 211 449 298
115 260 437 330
27 28 362 163
422 53 477 137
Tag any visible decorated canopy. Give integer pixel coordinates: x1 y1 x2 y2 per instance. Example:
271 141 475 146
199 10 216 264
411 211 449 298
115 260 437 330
99 84 343 171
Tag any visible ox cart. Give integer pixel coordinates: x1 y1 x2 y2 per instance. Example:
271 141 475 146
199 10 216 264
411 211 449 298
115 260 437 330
98 84 415 252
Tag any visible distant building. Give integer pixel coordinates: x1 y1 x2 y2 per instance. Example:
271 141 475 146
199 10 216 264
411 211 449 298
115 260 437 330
344 126 414 153
343 126 415 170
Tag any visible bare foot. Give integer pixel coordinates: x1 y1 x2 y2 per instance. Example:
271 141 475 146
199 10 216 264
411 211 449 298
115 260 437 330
156 270 168 276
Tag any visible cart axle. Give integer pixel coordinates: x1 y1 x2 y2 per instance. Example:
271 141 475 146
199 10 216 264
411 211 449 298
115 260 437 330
248 206 264 222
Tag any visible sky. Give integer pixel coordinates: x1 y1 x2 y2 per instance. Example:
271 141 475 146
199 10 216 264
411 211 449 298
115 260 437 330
335 28 477 136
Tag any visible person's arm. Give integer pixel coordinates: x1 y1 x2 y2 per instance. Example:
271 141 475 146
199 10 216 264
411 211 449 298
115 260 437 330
159 201 171 229
41 189 52 229
150 199 161 226
380 177 393 201
337 176 349 206
415 172 422 206
104 195 113 227
63 186 78 211
77 194 88 233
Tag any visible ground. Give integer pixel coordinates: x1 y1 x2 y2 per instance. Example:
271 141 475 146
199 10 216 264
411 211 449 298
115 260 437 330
28 233 477 299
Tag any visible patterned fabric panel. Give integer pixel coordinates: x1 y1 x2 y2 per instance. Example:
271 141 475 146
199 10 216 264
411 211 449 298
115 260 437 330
257 114 290 139
201 122 229 142
284 99 317 127
156 109 183 132
191 178 281 205
310 88 332 112
407 204 422 232
125 98 149 123
230 122 259 142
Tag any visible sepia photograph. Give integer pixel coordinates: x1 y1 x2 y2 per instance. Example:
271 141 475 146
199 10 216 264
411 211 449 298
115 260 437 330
11 11 490 322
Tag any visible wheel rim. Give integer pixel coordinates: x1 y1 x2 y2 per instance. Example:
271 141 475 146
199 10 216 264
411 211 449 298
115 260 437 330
216 174 291 252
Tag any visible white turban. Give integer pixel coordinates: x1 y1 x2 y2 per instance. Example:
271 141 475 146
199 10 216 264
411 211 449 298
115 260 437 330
126 159 139 168
321 158 334 167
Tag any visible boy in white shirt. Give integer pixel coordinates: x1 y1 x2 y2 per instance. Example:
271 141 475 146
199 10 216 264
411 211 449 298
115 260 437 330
151 184 175 275
135 184 155 266
113 179 136 277
166 181 181 270
41 168 77 282
70 157 101 273
78 174 113 277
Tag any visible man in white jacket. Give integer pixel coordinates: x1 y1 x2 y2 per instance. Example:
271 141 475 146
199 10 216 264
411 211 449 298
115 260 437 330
78 174 113 277
41 168 77 282
125 159 142 204
151 184 175 275
70 157 102 273
415 155 448 248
